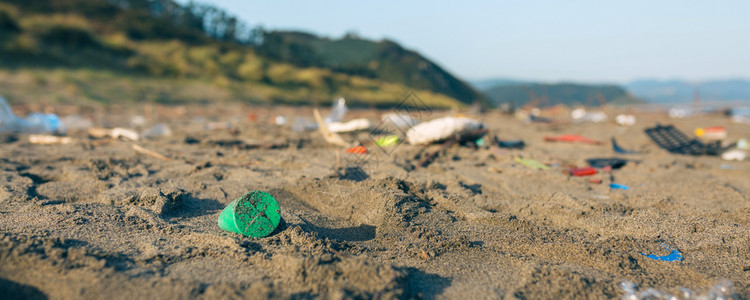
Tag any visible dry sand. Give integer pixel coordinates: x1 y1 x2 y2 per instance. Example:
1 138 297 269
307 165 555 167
1 104 749 299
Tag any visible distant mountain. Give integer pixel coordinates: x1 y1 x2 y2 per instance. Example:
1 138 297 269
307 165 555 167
469 78 531 91
625 79 750 103
474 79 642 107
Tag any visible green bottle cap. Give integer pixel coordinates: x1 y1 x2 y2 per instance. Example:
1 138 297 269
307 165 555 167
218 191 281 238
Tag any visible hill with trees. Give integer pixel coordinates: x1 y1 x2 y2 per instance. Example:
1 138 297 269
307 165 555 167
0 0 483 108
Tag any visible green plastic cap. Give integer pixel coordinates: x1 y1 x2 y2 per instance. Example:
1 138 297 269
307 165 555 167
218 191 281 238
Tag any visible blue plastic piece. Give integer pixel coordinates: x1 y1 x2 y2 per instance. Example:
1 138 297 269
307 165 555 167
612 137 638 154
640 244 683 262
609 183 629 190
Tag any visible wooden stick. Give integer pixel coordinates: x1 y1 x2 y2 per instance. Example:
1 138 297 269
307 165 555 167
313 108 349 147
132 144 171 161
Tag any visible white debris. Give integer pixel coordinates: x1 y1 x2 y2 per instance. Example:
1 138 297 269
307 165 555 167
406 117 485 145
328 118 371 133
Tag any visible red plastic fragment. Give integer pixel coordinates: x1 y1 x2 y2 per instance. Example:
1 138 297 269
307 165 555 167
569 166 597 176
346 145 367 154
589 178 602 184
544 134 602 145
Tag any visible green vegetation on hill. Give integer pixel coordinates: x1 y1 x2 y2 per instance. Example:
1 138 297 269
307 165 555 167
0 0 473 108
483 82 643 107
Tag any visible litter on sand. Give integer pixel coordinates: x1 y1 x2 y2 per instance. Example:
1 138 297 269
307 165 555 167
514 157 549 170
586 158 628 169
612 138 638 154
29 134 74 144
346 145 367 154
645 124 728 156
406 117 486 145
566 166 597 176
218 191 281 238
313 108 349 147
1 95 64 134
495 137 525 149
615 114 636 126
544 134 602 145
609 183 629 190
721 149 746 161
640 244 682 262
694 126 727 140
89 127 140 141
375 135 399 147
328 118 372 133
620 279 735 300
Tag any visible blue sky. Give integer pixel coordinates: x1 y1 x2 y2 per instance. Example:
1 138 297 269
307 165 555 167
200 0 750 83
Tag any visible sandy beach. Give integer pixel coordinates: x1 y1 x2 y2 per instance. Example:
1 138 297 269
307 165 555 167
1 104 748 299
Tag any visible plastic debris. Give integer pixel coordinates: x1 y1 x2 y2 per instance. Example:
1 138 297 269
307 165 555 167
274 115 287 125
567 166 597 176
218 191 281 238
544 134 602 145
0 96 64 134
586 158 628 169
375 135 399 147
324 97 347 124
29 135 73 144
694 126 727 140
406 117 486 145
132 144 171 161
612 138 638 154
615 114 636 126
89 127 140 141
381 113 418 131
328 118 371 133
313 108 349 147
495 137 525 149
620 279 735 300
737 138 749 150
645 124 728 156
668 107 692 118
589 178 602 184
639 244 682 262
130 115 147 127
514 157 549 170
571 108 607 123
142 123 172 139
609 183 629 190
346 145 367 154
721 149 746 161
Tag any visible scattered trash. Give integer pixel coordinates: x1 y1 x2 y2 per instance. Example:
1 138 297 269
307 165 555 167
475 137 486 147
620 279 736 300
668 107 692 118
515 157 549 170
566 166 597 176
375 135 399 147
721 149 746 161
612 138 638 154
694 126 727 140
744 266 750 272
615 114 636 126
639 244 682 262
205 122 232 131
586 158 628 169
381 113 418 131
737 138 749 150
571 108 607 123
89 127 140 141
328 118 372 133
645 124 728 156
313 108 349 147
544 134 602 145
29 134 73 144
406 117 486 145
346 145 367 154
0 96 64 134
218 191 281 238
274 115 287 125
495 137 525 149
142 123 172 139
132 144 171 161
589 178 602 184
60 115 93 131
609 183 629 190
324 97 347 124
